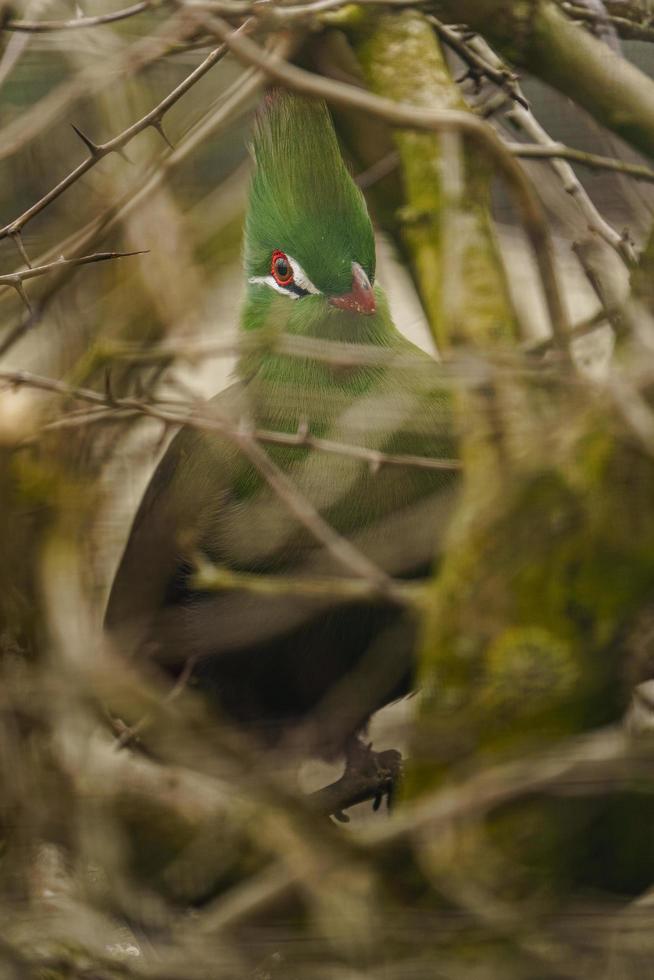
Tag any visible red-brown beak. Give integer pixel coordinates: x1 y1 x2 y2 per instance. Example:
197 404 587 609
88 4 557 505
328 262 376 316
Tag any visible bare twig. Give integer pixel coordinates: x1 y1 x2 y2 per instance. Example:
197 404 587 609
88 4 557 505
203 419 413 600
257 424 461 474
0 24 245 246
560 0 654 42
0 369 422 599
506 103 636 264
188 861 297 936
0 251 147 306
99 332 441 372
0 10 207 163
191 555 424 605
453 30 635 265
112 654 200 751
509 141 654 184
0 48 274 355
428 15 529 109
5 0 153 32
572 239 626 335
355 149 400 189
524 304 618 355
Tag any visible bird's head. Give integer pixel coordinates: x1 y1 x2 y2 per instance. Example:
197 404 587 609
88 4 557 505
243 90 378 329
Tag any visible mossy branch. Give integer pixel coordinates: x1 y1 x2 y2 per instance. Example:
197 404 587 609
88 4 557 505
437 0 654 159
343 11 520 350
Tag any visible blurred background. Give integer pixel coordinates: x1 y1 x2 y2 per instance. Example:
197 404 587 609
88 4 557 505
3 1 654 977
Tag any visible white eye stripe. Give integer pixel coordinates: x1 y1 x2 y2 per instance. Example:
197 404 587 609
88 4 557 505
287 255 320 295
248 253 321 298
248 274 300 298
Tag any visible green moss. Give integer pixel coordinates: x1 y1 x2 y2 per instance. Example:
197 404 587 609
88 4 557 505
481 626 578 718
411 410 654 785
404 392 654 898
345 11 518 348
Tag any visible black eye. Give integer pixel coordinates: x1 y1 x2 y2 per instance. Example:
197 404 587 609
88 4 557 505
271 250 293 286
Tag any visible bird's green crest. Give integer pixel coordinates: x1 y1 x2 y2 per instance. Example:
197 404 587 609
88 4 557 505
244 90 375 297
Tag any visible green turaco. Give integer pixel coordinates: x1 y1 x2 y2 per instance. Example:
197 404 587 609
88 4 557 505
106 90 460 767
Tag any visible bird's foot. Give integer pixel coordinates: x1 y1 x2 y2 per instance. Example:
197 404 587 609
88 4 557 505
306 737 402 823
335 737 402 820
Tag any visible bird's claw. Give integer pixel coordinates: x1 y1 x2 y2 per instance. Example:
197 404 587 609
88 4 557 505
369 747 402 813
345 738 403 814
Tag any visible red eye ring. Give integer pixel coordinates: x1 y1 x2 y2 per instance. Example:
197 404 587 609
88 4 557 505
271 250 294 287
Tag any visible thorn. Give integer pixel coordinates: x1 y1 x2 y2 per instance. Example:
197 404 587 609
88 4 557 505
150 119 174 150
71 123 101 158
11 232 31 269
96 249 149 261
10 280 32 313
113 146 131 164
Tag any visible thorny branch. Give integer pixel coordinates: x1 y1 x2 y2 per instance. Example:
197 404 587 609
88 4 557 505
506 102 636 263
1 6 654 975
0 26 248 252
0 54 274 356
0 364 458 474
431 9 654 186
428 14 529 109
509 142 654 183
0 8 210 163
428 15 644 354
0 251 147 310
5 0 153 33
3 36 573 361
4 0 646 360
0 368 439 601
450 29 636 264
560 0 654 42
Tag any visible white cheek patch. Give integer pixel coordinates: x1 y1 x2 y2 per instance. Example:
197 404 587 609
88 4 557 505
288 255 320 295
248 273 298 298
248 254 321 299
